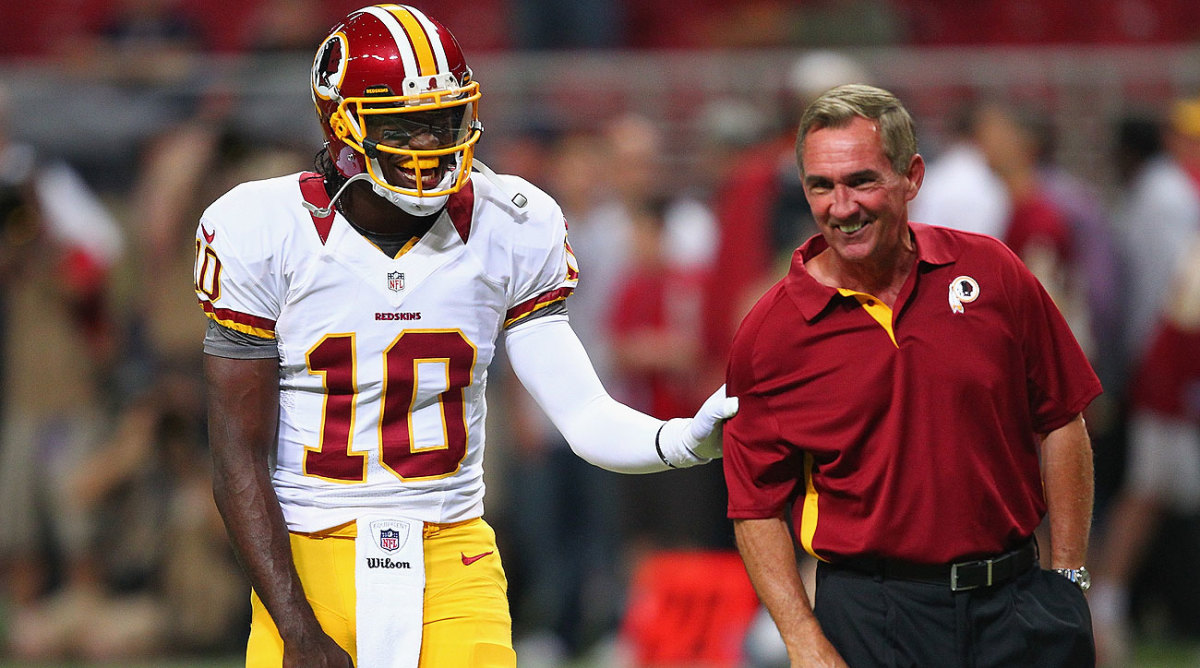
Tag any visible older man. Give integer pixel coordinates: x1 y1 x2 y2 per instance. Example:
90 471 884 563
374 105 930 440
723 84 1099 667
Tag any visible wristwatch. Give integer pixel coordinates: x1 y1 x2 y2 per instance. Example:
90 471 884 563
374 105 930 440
1053 567 1091 592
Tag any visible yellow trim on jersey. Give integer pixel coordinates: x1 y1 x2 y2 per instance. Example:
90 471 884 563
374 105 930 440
201 309 276 340
799 452 827 561
502 295 568 329
389 5 437 75
838 288 898 348
394 236 421 259
358 234 420 259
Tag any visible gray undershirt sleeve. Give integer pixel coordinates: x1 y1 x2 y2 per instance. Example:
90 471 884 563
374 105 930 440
203 318 279 359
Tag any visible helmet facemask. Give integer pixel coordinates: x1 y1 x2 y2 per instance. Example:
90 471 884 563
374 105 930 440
334 84 481 212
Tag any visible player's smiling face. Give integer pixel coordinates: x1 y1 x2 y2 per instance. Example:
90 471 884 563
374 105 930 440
801 116 923 266
365 109 461 191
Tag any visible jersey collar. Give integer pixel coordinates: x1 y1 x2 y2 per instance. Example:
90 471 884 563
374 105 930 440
299 172 475 246
784 222 960 321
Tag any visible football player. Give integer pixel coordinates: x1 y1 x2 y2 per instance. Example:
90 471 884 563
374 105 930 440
195 5 736 667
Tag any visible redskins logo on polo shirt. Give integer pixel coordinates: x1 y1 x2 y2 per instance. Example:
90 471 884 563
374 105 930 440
948 275 980 314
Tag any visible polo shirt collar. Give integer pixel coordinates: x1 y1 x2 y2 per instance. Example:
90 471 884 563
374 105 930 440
784 222 959 321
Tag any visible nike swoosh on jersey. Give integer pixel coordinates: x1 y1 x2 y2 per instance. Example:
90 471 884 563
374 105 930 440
201 224 216 243
461 551 494 566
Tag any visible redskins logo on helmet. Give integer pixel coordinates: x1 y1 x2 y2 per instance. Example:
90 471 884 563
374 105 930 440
310 5 482 205
312 33 347 102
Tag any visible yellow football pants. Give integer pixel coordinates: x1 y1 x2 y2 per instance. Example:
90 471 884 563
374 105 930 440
245 517 515 667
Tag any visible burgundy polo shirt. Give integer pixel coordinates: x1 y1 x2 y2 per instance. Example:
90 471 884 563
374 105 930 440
723 223 1102 564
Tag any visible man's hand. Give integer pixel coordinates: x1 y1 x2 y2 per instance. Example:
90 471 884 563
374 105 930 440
283 630 354 668
657 384 739 467
735 517 850 668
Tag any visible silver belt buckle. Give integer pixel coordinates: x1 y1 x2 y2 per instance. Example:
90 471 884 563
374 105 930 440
950 559 994 592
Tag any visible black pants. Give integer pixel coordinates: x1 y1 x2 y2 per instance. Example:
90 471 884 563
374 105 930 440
814 563 1095 667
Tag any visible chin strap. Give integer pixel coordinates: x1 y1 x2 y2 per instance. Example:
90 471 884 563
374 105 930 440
304 158 528 219
472 160 527 209
300 173 373 218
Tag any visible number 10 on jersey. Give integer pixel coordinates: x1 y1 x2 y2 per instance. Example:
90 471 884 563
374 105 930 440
304 330 477 483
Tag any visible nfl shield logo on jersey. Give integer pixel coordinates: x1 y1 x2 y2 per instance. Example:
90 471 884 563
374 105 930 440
379 528 400 552
370 519 412 553
387 271 406 292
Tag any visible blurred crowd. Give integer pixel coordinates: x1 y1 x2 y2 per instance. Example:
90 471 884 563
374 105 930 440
0 1 1199 667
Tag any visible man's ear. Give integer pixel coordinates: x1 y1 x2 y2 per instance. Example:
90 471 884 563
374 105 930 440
905 153 925 200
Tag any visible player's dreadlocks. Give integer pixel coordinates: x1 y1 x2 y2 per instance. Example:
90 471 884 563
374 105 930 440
315 147 348 203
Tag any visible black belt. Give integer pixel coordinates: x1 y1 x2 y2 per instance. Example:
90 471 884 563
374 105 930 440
832 540 1038 592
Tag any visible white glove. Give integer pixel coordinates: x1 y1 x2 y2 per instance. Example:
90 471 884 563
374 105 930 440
655 384 739 468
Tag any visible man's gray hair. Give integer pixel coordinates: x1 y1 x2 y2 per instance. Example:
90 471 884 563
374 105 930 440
796 83 918 176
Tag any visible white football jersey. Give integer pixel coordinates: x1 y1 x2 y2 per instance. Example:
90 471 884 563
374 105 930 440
194 172 578 532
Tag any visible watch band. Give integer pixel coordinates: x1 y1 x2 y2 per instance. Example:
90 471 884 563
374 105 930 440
1052 567 1090 592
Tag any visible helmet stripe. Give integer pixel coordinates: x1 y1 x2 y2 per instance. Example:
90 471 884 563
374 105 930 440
403 6 451 73
388 6 437 75
361 6 420 79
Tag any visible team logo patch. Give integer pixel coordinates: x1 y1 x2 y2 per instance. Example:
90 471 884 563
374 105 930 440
311 33 347 100
371 519 411 553
387 271 406 292
948 275 980 314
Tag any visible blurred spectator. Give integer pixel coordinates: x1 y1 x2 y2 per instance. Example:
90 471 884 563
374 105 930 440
593 112 718 398
1114 115 1165 191
1028 111 1128 490
16 373 244 661
909 99 1012 239
609 196 725 553
973 102 1077 329
499 127 626 666
974 104 1135 531
610 197 712 421
1115 95 1200 354
1031 113 1126 393
1090 234 1200 667
127 93 235 371
1093 112 1164 512
504 114 721 665
0 83 124 661
1091 94 1200 667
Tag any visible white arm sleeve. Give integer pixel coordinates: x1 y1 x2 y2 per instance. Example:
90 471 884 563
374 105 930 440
505 317 668 473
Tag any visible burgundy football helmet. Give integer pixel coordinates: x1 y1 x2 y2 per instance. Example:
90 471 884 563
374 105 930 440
311 5 481 209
